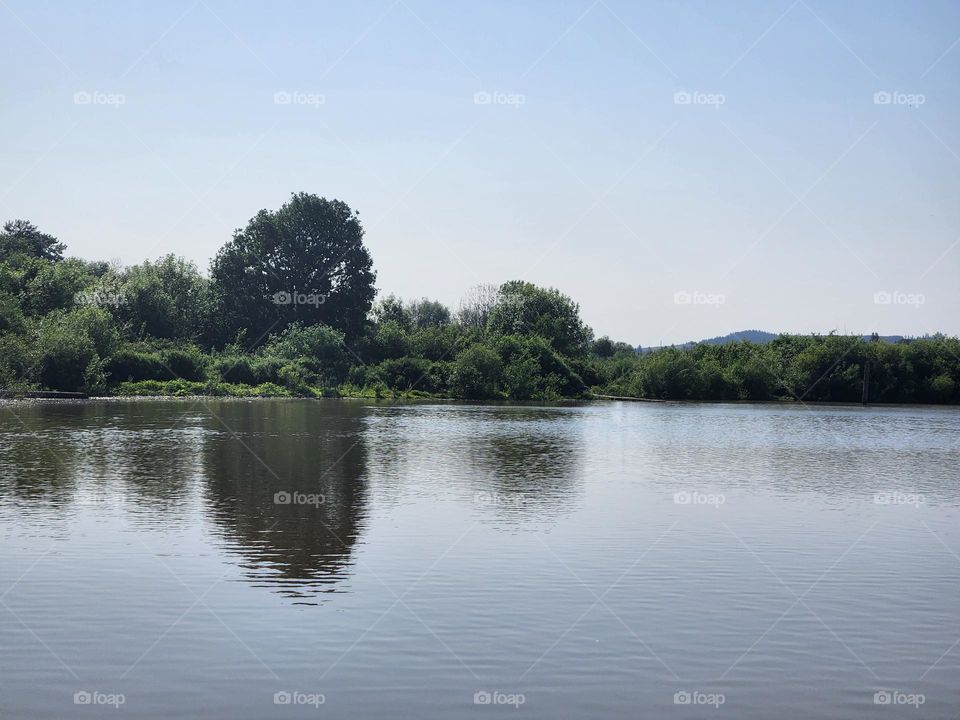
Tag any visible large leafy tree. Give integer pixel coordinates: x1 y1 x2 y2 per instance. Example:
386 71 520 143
487 280 593 357
210 193 376 345
0 220 65 262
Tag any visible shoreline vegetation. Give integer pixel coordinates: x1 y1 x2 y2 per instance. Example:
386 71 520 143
2 193 959 405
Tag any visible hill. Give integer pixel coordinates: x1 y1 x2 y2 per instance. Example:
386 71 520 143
639 330 908 353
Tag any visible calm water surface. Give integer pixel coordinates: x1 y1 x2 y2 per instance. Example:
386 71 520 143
1 399 958 718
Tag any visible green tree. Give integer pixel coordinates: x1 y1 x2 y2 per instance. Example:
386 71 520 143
371 294 411 329
35 305 119 391
24 258 97 316
487 281 593 356
0 220 65 262
408 297 451 329
364 320 410 363
210 193 376 345
260 323 352 387
117 255 210 341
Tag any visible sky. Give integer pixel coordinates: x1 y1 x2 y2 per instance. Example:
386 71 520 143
1 0 958 346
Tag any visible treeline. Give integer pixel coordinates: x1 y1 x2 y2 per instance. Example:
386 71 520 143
1 194 958 403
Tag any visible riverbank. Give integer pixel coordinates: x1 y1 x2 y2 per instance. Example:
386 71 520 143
0 390 88 399
4 387 957 408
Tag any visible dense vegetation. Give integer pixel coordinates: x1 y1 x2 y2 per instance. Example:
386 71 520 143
1 194 958 403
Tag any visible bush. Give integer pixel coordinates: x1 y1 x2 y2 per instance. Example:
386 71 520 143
35 306 118 391
363 321 409 363
276 361 316 396
450 344 502 399
261 323 351 386
106 348 168 382
377 357 433 391
0 332 35 388
496 334 585 398
161 346 208 381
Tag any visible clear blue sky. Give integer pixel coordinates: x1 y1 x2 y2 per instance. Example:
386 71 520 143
2 0 958 344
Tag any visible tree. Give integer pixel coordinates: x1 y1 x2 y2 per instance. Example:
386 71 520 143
408 297 451 329
35 305 119 391
487 281 593 356
593 336 615 357
116 255 210 341
0 220 65 262
371 294 411 330
456 283 498 330
24 258 97 316
209 193 376 345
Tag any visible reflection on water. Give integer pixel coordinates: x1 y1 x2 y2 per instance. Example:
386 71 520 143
200 401 369 601
636 403 960 504
1 399 959 720
363 404 586 525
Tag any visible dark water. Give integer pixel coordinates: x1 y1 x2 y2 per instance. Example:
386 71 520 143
1 399 958 719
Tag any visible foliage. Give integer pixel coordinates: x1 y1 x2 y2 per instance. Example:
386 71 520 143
209 193 376 345
1 215 957 404
456 283 498 330
450 344 503 399
487 281 593 357
116 255 210 341
408 297 451 329
0 220 65 262
34 306 119 391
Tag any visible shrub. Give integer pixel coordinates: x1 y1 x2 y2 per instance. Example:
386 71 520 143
377 357 433 391
106 348 168 382
450 344 502 399
261 323 351 385
0 332 35 388
35 306 118 391
161 346 208 381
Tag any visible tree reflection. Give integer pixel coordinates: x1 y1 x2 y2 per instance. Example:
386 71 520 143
0 401 196 512
200 400 369 602
466 407 584 523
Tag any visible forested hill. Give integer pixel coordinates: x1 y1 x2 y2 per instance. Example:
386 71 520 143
640 330 909 353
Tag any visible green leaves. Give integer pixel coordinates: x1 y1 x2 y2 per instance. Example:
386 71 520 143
209 193 376 345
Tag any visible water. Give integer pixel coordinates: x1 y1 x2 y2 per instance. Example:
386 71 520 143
1 399 958 719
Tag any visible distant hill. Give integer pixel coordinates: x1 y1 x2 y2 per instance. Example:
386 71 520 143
638 330 908 353
700 330 777 345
